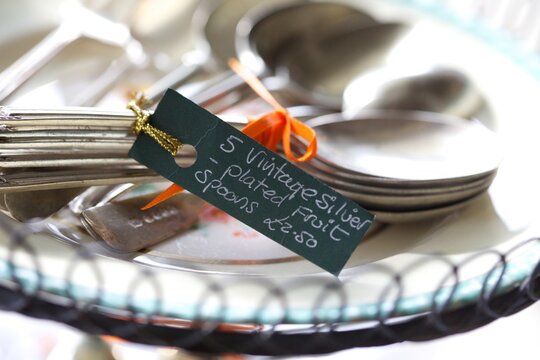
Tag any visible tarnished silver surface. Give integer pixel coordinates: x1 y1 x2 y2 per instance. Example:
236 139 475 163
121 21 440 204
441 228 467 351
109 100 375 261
81 192 204 252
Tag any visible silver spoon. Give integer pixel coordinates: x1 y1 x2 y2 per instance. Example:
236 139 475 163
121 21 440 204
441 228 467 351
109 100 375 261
190 1 379 108
305 110 502 182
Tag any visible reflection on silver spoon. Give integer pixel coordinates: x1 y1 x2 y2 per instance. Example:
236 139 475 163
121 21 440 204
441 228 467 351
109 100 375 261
343 66 489 121
192 1 378 107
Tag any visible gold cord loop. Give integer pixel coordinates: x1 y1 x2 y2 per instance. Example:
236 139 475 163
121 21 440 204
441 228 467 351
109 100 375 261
127 99 182 156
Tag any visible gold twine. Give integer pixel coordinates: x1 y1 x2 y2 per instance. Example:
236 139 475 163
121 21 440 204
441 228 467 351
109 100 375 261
127 99 182 156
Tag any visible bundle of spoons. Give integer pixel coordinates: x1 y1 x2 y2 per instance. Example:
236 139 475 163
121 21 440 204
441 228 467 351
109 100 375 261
0 105 502 223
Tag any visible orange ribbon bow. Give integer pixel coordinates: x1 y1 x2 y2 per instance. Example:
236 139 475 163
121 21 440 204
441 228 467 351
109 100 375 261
142 58 317 210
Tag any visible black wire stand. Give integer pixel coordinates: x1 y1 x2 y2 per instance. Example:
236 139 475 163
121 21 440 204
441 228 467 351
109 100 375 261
0 213 538 356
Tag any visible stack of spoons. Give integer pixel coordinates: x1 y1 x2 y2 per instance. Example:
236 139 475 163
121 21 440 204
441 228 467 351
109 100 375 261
0 104 502 223
295 110 502 222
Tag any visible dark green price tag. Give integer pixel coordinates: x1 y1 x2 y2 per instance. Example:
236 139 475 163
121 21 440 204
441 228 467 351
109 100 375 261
129 89 374 275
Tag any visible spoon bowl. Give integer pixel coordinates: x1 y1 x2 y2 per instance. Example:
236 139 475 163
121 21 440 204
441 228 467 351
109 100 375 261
192 1 377 107
306 110 502 182
269 22 410 108
237 1 378 75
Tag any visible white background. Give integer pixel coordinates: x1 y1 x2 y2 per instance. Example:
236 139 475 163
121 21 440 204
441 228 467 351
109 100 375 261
0 301 538 359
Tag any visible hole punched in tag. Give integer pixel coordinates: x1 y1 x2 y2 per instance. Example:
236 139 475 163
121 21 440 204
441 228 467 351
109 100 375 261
175 144 197 168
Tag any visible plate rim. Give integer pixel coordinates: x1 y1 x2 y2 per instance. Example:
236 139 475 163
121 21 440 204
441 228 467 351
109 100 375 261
0 0 540 325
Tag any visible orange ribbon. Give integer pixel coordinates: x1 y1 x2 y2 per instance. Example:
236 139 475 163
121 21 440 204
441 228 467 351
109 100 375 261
142 58 317 210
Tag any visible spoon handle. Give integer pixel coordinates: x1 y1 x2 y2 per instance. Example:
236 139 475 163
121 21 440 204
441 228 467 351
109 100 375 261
0 22 80 102
0 170 160 191
144 62 205 106
70 48 143 107
190 70 248 107
0 106 249 128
